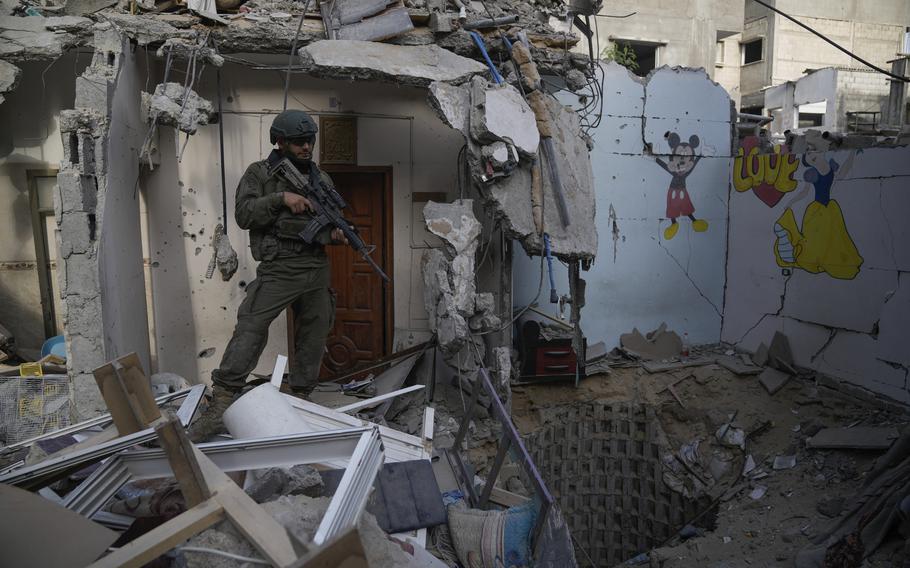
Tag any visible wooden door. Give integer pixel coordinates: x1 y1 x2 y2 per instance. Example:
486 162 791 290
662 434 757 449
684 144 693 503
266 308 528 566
320 169 391 379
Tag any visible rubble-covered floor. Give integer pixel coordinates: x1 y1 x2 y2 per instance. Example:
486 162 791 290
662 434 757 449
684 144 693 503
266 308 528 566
505 354 910 567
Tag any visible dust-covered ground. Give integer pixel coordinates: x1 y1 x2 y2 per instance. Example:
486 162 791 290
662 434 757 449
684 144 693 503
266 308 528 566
509 360 910 568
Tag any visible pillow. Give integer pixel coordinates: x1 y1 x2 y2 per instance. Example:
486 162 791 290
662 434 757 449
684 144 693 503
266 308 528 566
446 500 537 568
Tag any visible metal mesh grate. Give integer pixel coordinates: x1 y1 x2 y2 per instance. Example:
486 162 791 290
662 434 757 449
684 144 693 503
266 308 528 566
0 374 72 445
526 402 705 567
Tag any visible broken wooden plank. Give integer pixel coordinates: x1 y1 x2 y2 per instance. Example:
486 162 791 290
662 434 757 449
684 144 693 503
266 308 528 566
88 500 224 568
288 528 367 568
758 367 792 395
642 356 715 373
336 5 414 41
807 427 900 450
154 417 212 507
93 353 160 435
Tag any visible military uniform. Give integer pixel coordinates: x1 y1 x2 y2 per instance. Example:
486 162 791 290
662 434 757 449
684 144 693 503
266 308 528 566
212 151 337 395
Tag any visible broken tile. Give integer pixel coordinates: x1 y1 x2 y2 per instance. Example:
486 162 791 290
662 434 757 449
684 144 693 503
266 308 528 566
807 427 900 450
772 455 796 470
758 367 791 395
768 331 796 373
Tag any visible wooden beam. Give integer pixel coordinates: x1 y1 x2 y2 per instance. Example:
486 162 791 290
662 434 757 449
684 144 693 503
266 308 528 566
86 499 225 568
154 417 212 507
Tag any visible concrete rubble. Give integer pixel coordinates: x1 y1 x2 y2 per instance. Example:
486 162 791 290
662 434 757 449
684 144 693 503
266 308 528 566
0 15 92 61
142 82 216 135
298 39 487 88
428 76 597 259
421 199 499 375
0 58 20 104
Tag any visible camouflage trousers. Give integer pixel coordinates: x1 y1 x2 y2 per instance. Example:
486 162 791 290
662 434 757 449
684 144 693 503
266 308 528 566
212 258 334 394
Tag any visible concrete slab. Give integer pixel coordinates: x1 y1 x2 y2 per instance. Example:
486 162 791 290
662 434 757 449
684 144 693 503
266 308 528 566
427 81 469 133
298 40 486 88
644 66 732 123
0 59 20 104
473 84 539 157
758 367 791 395
807 427 900 450
600 61 644 118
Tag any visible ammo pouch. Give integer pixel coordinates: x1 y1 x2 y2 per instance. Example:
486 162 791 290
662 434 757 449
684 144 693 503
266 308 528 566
255 233 280 261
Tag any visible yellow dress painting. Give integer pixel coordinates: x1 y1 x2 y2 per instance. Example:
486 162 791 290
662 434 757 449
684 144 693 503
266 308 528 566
773 153 863 280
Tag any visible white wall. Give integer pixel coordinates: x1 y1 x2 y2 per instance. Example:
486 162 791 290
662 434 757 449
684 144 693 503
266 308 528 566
143 57 464 383
0 52 90 355
98 39 151 371
723 140 910 404
514 63 733 347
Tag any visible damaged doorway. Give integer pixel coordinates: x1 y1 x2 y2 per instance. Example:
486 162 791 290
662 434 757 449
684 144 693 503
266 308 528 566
28 169 64 338
287 166 393 380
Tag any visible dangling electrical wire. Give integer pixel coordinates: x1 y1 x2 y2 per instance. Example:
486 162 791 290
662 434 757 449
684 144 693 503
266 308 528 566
283 0 314 110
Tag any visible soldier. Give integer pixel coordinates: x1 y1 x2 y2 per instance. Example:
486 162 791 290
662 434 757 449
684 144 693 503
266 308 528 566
190 109 345 441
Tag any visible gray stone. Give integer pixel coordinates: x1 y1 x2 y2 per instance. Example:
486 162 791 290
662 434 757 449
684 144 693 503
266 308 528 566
59 211 93 256
245 465 324 503
143 82 215 135
57 172 98 213
62 252 100 293
298 40 487 88
214 226 238 281
475 292 495 314
0 59 21 104
427 81 470 132
471 83 540 157
565 68 587 91
58 109 104 134
423 199 481 315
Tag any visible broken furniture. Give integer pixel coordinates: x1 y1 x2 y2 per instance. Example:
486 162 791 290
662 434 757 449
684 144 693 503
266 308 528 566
443 361 575 563
0 384 205 489
518 319 583 382
86 416 306 567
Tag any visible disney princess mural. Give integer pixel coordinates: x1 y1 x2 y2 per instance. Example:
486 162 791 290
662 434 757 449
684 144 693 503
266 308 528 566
773 151 863 280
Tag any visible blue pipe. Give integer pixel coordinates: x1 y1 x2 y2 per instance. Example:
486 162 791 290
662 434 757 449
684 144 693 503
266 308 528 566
468 30 503 85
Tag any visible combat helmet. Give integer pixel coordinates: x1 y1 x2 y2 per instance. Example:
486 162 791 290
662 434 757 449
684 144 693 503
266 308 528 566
270 110 318 144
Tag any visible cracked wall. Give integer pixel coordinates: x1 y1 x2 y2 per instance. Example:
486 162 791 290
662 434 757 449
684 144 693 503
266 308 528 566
513 62 733 346
57 23 150 417
722 138 910 405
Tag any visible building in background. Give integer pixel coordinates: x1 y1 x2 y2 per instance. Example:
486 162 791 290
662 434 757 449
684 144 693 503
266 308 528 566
591 0 745 105
739 0 910 134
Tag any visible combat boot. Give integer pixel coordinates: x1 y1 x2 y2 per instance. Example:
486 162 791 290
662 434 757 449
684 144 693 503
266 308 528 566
187 385 237 442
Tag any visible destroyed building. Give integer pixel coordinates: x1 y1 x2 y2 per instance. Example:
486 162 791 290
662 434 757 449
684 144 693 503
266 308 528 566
1 1 910 567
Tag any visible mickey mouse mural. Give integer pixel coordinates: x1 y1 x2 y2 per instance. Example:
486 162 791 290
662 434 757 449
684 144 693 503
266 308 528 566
653 132 710 240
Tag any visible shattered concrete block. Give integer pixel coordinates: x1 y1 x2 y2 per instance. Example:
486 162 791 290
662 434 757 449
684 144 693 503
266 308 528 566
471 81 540 157
421 248 451 330
101 13 195 46
427 81 470 132
482 95 597 259
245 465 324 503
475 292 495 314
62 253 100 293
156 38 224 67
298 40 487 88
59 109 105 134
143 82 216 135
57 172 98 213
58 212 93 256
481 141 516 170
0 59 21 105
213 225 238 281
423 199 481 314
0 16 92 60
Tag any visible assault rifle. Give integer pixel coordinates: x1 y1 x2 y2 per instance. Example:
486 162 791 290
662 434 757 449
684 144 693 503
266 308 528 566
269 157 390 283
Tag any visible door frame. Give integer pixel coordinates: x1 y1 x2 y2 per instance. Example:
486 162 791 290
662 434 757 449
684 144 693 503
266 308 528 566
27 168 60 339
286 165 394 376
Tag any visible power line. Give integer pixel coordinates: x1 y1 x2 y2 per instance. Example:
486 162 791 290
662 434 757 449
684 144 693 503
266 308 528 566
750 0 909 82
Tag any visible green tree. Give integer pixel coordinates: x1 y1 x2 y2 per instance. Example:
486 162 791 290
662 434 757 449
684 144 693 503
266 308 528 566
601 42 639 72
